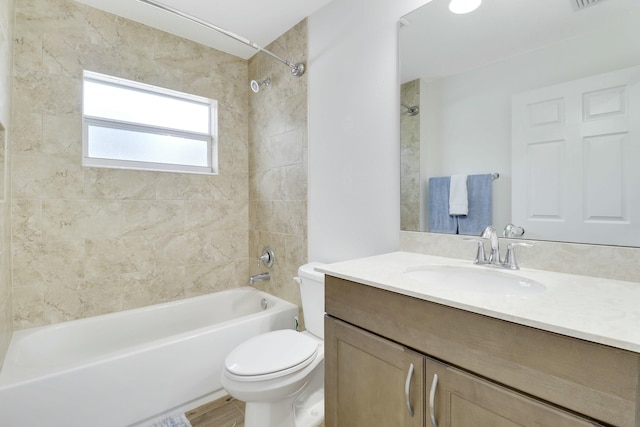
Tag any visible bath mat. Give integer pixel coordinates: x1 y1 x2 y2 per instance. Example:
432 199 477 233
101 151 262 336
149 413 192 427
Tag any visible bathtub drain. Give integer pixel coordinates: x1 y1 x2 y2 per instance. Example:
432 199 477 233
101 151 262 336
260 298 268 310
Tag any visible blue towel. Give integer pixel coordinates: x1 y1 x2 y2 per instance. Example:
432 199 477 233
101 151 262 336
457 174 493 235
428 177 458 234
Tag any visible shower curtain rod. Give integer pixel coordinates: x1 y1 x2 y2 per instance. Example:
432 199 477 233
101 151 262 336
137 0 306 77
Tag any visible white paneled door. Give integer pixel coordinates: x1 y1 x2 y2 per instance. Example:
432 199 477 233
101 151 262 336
512 65 640 246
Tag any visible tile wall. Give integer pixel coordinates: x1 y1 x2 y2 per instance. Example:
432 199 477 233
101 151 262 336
400 79 420 232
0 0 14 367
10 0 250 329
247 20 308 319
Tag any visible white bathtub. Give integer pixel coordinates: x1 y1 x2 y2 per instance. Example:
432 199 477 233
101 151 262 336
0 286 298 427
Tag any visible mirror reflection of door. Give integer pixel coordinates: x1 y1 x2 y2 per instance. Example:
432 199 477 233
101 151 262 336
512 65 640 246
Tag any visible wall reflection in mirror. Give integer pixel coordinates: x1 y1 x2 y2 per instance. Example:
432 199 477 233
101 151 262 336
399 0 640 247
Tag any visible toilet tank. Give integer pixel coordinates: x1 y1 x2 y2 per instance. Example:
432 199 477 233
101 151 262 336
297 262 325 339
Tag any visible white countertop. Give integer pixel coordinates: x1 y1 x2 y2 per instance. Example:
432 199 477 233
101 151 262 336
317 251 640 353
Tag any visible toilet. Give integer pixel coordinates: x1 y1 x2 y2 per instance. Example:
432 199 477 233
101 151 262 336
221 262 325 427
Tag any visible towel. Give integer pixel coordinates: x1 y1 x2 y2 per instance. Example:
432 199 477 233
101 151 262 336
428 177 458 234
449 174 468 215
457 174 493 235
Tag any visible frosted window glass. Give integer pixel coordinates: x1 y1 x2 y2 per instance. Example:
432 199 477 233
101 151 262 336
82 70 217 174
87 125 209 167
83 80 210 134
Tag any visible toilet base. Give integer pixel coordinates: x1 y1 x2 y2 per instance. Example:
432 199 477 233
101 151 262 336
244 396 297 427
242 364 324 427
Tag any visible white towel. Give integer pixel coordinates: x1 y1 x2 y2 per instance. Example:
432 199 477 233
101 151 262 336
449 174 468 216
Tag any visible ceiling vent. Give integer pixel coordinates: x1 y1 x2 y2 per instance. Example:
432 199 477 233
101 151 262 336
573 0 600 10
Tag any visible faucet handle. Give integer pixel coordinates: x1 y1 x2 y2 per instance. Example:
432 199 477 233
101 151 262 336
257 246 275 268
463 237 487 264
504 242 533 270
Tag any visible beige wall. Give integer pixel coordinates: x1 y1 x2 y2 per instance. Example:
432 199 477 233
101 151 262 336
247 20 308 315
0 0 15 367
400 79 420 232
10 0 251 329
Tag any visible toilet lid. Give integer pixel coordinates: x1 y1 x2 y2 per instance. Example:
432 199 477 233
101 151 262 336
225 329 319 377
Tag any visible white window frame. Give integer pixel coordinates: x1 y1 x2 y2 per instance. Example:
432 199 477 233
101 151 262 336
82 70 218 175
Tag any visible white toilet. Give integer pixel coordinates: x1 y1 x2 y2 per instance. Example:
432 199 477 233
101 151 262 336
221 262 325 427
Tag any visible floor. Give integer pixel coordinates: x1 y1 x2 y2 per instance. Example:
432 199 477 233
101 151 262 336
186 395 245 427
185 395 325 427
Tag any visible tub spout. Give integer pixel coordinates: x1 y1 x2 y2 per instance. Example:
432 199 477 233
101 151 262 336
249 272 270 285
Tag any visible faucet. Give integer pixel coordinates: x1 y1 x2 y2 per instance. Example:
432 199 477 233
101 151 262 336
465 225 533 270
249 272 270 285
481 225 501 265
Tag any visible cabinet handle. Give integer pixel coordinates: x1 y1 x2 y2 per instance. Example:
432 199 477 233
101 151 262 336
429 373 439 427
404 363 415 417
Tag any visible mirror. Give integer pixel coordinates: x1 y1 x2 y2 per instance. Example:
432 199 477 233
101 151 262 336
400 0 640 246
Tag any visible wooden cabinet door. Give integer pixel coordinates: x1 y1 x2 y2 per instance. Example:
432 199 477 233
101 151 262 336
426 358 603 427
325 316 425 427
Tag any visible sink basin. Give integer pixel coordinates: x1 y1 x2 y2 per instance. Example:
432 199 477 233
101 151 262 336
403 265 545 296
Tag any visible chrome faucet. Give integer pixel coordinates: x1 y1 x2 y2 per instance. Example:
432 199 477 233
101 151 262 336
249 272 270 285
481 225 501 265
465 225 532 270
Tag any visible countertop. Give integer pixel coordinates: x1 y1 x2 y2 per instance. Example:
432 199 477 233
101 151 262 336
317 251 640 353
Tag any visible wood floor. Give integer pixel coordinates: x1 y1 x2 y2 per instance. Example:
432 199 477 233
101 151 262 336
186 395 245 427
185 394 325 427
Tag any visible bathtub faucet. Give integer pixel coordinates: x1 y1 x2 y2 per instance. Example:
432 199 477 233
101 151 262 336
249 272 270 285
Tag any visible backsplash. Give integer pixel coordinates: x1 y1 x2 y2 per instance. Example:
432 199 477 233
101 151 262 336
11 0 250 329
401 231 640 282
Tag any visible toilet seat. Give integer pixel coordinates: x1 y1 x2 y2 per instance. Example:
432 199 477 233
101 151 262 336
224 330 319 382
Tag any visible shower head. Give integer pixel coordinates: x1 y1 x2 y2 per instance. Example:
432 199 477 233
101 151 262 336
401 103 419 116
250 78 271 93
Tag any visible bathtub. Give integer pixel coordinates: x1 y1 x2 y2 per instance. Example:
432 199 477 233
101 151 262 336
0 286 298 427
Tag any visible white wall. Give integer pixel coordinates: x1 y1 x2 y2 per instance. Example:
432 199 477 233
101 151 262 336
307 0 429 263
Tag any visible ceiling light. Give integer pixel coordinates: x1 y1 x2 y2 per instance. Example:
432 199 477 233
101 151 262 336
449 0 482 14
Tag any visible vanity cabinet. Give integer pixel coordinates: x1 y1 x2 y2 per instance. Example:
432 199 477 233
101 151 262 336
325 317 424 426
425 357 600 427
325 275 640 427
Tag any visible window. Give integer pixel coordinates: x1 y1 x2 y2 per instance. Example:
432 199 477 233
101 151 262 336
82 70 217 174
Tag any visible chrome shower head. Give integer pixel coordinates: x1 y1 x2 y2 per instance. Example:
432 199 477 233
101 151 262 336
250 78 271 93
401 103 419 116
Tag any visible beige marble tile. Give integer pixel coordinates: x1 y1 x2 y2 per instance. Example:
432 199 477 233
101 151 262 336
10 112 41 154
184 199 248 234
0 0 14 365
83 168 156 200
42 199 122 241
120 266 186 310
84 237 155 278
12 284 46 329
246 19 308 311
12 27 43 75
12 239 85 286
184 259 247 297
13 71 81 116
272 200 306 235
11 199 42 242
122 200 185 236
12 154 84 199
42 114 81 156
